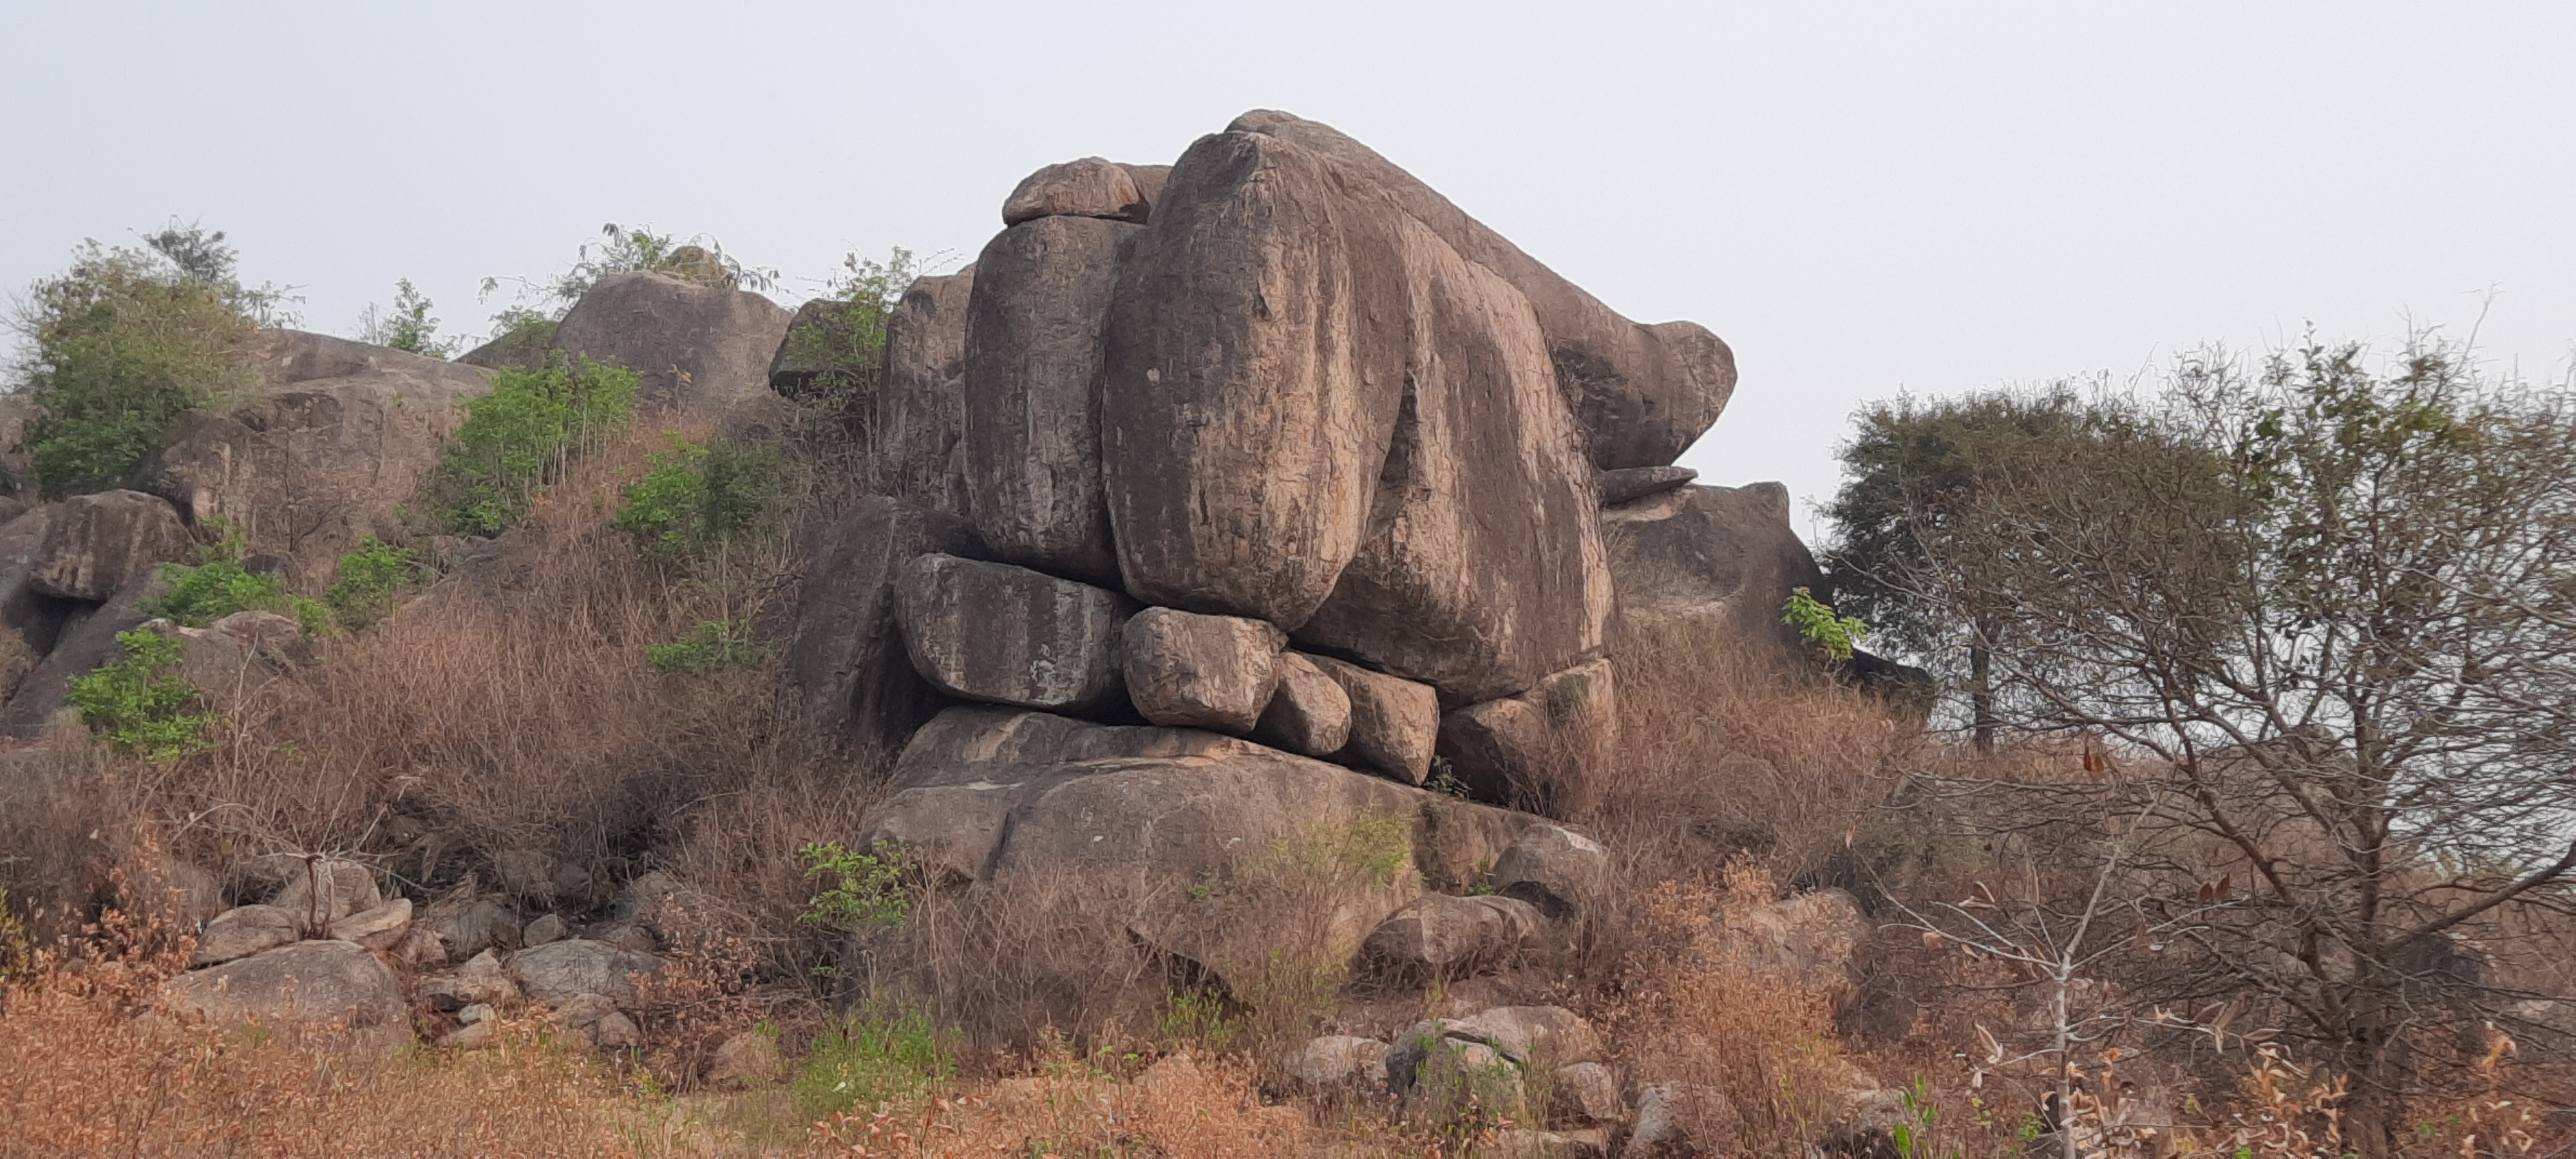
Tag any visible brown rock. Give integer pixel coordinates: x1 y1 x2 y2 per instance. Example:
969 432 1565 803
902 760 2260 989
1437 658 1618 814
962 216 1137 585
999 157 1155 225
549 271 793 410
1359 892 1540 981
876 268 977 515
1596 465 1698 506
327 898 413 950
708 1030 787 1089
1121 607 1284 733
1252 652 1352 757
0 507 65 701
510 939 663 1004
421 949 520 1011
1549 1061 1625 1126
786 496 985 749
1490 824 1611 921
190 905 300 966
1604 482 1823 655
163 939 410 1056
1290 1035 1389 1089
0 567 168 739
30 489 188 601
270 858 384 930
1227 110 1736 471
1449 1004 1606 1067
894 554 1135 714
1309 655 1439 784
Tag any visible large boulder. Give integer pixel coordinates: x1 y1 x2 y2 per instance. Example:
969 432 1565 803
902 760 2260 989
29 489 189 601
1000 157 1163 226
1101 126 1611 704
893 554 1135 714
0 567 169 739
0 506 68 700
1604 481 1823 653
147 329 493 588
1120 607 1283 733
1489 824 1611 921
1310 655 1439 785
162 939 410 1056
1251 652 1354 757
961 216 1137 585
1437 658 1619 815
786 496 985 749
876 268 977 515
548 271 793 411
1358 892 1541 981
1226 111 1735 472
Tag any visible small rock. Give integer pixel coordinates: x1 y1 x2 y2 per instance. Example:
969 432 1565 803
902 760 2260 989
269 859 383 928
708 1030 786 1089
327 897 413 950
1121 606 1285 733
189 904 299 966
457 1003 495 1025
553 992 620 1027
392 924 447 967
420 949 520 1012
590 1012 643 1050
439 1020 498 1050
1289 1034 1389 1089
1547 1061 1624 1126
511 939 663 1004
427 896 520 961
1251 652 1353 757
1439 658 1619 814
1309 655 1439 784
1627 1084 1689 1156
1490 824 1611 920
522 913 568 947
591 922 657 954
1448 1005 1605 1068
492 849 560 902
611 871 680 928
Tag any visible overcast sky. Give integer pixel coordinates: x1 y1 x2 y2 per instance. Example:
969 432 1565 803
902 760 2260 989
5 2 2569 537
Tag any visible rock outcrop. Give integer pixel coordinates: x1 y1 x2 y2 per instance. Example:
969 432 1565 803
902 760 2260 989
876 268 977 515
893 554 1134 715
30 489 189 601
1605 480 1823 651
549 271 794 410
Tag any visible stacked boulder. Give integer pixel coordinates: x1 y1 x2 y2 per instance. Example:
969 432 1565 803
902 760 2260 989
791 111 1741 820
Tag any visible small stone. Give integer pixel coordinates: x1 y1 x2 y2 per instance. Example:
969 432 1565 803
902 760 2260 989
328 897 413 950
1289 1035 1389 1089
999 156 1154 226
522 913 567 947
1448 1005 1605 1068
1491 825 1611 921
1595 465 1698 507
1121 607 1285 733
591 922 657 954
511 939 663 1004
554 992 620 1027
439 1020 498 1050
1548 1061 1624 1126
269 859 383 928
590 1012 643 1050
189 905 299 966
421 949 521 1012
457 1003 495 1025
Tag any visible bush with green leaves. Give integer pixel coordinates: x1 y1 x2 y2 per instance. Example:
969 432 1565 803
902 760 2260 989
146 523 325 632
66 630 214 760
791 1003 953 1120
611 433 786 561
644 618 771 674
796 840 911 932
772 248 923 427
6 225 278 498
1782 587 1867 662
354 278 458 357
420 352 639 534
322 538 423 629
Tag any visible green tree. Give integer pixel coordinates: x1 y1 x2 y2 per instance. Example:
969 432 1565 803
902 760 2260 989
1822 387 2112 749
7 232 264 498
355 278 459 357
419 352 638 534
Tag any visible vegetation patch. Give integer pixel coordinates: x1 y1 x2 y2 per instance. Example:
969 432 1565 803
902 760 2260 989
613 433 786 562
420 352 639 534
66 630 213 760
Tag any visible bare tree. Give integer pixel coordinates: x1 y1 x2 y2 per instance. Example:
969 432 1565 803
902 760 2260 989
1877 339 2576 1156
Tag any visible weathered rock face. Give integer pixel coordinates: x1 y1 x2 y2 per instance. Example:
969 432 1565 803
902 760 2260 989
30 490 189 601
1227 110 1736 472
1121 607 1283 733
0 507 66 699
1000 157 1161 226
876 268 977 515
786 496 985 749
149 329 493 588
1101 126 1612 702
895 554 1135 714
549 271 794 410
1438 658 1619 814
1597 465 1698 507
1359 892 1541 981
1605 481 1823 652
962 216 1137 585
0 567 168 740
163 940 410 1055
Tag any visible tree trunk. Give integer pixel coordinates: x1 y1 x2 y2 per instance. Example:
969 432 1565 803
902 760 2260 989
1970 641 1995 754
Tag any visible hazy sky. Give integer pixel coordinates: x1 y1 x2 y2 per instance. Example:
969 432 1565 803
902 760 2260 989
5 2 2570 537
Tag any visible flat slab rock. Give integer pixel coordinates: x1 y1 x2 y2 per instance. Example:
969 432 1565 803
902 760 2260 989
163 939 409 1056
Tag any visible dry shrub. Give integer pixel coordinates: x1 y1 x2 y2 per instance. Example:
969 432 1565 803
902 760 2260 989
1595 616 1911 889
1604 863 1859 1155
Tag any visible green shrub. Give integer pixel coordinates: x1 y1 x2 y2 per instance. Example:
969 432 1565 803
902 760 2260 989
645 618 770 674
146 523 325 631
322 538 422 630
66 630 213 760
611 433 786 561
354 278 458 358
421 352 639 534
796 840 910 932
8 231 264 498
773 248 921 424
1783 586 1867 662
791 1003 953 1120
